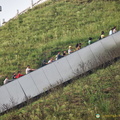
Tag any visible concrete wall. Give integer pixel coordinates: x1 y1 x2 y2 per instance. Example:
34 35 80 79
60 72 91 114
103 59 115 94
0 31 120 113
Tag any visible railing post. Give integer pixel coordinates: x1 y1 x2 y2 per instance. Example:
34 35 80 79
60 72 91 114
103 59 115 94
2 19 6 25
17 9 19 15
0 6 2 11
31 0 34 8
0 6 2 26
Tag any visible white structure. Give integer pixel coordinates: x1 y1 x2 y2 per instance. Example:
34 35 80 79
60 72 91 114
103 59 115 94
0 31 120 114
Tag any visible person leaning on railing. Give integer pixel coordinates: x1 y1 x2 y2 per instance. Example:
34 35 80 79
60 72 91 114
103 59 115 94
3 76 11 84
15 71 24 78
26 65 35 74
68 46 74 54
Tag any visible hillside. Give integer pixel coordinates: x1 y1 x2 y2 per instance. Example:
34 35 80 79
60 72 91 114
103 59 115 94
0 0 120 119
0 0 120 85
0 60 120 120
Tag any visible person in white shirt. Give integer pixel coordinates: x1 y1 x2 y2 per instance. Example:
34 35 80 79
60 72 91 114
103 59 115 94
48 58 54 64
26 65 35 74
109 28 113 35
3 77 10 84
68 46 73 54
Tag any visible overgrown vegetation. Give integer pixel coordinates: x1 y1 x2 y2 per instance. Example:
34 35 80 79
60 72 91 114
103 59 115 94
0 0 120 119
0 0 119 84
0 60 120 120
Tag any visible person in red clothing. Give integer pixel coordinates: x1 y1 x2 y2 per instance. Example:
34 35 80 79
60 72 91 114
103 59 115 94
15 71 24 79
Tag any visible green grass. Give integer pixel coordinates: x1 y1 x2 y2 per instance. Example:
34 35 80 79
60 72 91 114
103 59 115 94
0 0 120 119
0 0 120 84
0 60 120 120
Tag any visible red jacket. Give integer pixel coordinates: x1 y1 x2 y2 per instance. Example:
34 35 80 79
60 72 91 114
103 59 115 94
15 73 24 78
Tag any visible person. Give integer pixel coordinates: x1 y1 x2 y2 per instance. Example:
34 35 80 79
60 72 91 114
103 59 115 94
12 73 17 79
48 57 54 64
109 28 113 35
56 52 63 60
68 46 73 54
112 26 117 34
99 31 105 40
26 65 35 74
88 37 92 45
76 45 80 51
41 60 47 67
76 43 82 49
15 71 24 78
3 76 11 84
62 51 67 56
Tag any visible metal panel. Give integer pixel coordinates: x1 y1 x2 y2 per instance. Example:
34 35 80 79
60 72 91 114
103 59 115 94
18 75 39 99
112 31 120 57
112 31 120 46
0 85 11 113
100 35 118 59
30 68 50 93
54 57 74 82
77 47 97 71
89 41 110 65
5 80 26 106
66 51 84 76
42 62 63 87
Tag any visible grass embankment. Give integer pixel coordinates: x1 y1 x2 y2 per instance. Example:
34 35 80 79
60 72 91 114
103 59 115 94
0 0 120 84
0 60 120 120
0 0 120 119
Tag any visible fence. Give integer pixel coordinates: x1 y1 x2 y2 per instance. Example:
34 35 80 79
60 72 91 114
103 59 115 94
5 0 48 23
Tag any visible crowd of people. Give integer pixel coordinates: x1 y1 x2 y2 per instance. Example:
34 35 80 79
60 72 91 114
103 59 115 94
3 65 35 84
44 26 117 65
88 26 117 44
3 26 118 85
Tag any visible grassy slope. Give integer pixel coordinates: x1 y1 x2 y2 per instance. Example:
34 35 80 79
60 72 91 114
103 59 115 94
0 0 120 119
0 0 120 84
0 60 120 120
